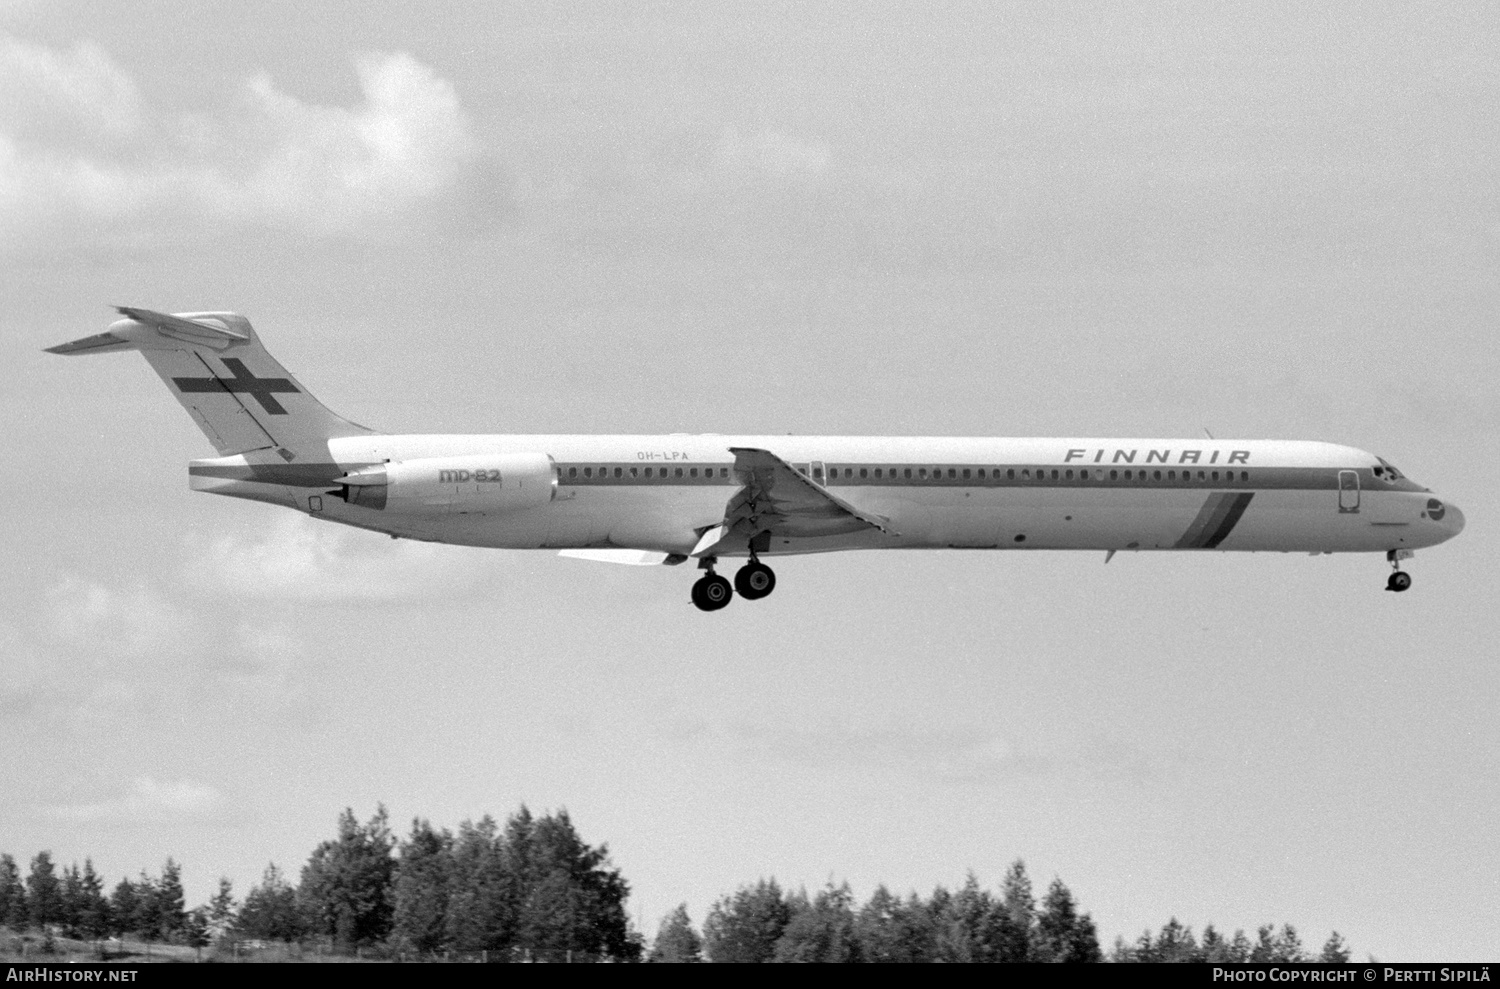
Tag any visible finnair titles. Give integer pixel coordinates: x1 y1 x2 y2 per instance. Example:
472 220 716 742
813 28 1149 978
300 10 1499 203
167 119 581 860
49 309 1465 611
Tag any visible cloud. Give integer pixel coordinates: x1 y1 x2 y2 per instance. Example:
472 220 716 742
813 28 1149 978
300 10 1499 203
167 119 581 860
184 513 499 605
734 723 1051 784
0 34 142 138
46 576 189 660
44 776 224 823
225 52 476 232
709 126 832 181
0 38 480 247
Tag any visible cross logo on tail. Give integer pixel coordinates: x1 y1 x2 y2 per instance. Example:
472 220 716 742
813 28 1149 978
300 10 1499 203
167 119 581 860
172 358 299 415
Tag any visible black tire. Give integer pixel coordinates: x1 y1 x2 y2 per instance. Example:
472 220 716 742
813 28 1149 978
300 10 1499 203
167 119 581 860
691 577 713 611
735 563 777 600
1387 571 1412 593
693 574 733 611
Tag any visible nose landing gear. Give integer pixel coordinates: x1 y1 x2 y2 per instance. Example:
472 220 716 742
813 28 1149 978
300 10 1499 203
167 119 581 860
1386 550 1413 592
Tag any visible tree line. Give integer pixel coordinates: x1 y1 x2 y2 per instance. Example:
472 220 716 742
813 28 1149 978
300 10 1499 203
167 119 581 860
2 806 636 961
2 807 1353 962
649 862 1349 963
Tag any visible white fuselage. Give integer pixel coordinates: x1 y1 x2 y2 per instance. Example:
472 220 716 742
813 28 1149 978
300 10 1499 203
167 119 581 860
190 434 1464 559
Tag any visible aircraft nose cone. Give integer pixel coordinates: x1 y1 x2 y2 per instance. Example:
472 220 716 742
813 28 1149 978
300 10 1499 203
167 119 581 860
1447 503 1465 536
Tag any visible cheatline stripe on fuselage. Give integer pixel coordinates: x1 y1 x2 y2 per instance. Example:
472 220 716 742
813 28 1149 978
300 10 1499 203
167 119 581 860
1174 492 1256 549
187 461 1391 493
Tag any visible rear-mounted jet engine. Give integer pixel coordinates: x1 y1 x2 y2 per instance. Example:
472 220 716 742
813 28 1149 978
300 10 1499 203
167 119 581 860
335 453 557 514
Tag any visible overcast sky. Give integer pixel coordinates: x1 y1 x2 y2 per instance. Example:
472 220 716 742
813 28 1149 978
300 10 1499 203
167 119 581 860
2 0 1497 961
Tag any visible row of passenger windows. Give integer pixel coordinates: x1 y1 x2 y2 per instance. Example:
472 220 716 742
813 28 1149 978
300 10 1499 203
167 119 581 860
567 465 732 479
822 466 1251 484
561 465 1251 483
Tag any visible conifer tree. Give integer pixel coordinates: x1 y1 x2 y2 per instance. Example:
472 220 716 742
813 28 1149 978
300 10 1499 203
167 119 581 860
155 859 187 941
207 879 236 940
58 863 82 937
773 882 860 963
936 872 998 962
238 864 303 942
108 879 138 938
703 879 791 963
298 806 396 949
78 862 110 942
853 885 905 962
510 808 636 960
130 871 159 941
26 852 63 930
445 816 513 951
995 859 1036 962
0 855 26 929
1319 932 1351 963
1154 917 1199 962
185 908 211 953
391 818 451 954
1035 878 1101 962
649 904 703 963
1200 924 1234 963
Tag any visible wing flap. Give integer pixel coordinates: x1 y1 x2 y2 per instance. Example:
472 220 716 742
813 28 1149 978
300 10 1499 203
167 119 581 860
694 447 894 556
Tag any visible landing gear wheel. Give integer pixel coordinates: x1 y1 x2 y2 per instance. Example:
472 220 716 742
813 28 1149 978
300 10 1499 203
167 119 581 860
691 574 734 611
734 562 777 600
1386 571 1412 593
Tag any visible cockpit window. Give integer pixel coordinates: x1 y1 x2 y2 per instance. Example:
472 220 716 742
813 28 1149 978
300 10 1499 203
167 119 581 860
1376 457 1404 482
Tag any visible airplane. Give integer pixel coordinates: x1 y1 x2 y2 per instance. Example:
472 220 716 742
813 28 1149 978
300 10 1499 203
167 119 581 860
47 307 1465 611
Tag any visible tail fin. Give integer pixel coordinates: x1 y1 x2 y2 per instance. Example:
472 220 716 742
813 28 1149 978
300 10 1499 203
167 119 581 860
47 307 376 460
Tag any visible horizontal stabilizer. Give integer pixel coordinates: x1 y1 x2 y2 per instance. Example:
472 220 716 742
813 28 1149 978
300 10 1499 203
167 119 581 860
44 331 135 356
114 306 248 349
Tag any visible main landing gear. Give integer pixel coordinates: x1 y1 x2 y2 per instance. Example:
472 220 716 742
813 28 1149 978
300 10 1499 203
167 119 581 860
1386 550 1413 593
690 558 778 611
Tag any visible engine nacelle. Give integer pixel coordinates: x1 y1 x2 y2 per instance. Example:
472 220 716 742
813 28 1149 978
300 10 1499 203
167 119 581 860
337 453 557 515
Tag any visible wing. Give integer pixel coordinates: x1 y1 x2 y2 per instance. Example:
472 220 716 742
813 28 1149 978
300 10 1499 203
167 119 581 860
692 447 896 557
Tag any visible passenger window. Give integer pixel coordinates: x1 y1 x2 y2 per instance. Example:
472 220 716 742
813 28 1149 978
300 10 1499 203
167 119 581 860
963 468 971 480
1065 469 1073 480
613 467 622 478
977 468 985 479
1051 469 1059 480
1110 469 1118 480
721 468 729 478
1211 471 1219 482
583 467 592 478
904 468 912 479
1197 470 1205 481
1080 469 1089 480
918 468 927 479
1022 469 1031 479
1240 471 1248 482
860 468 869 479
675 467 683 478
948 468 957 479
1008 469 1016 480
1168 470 1175 481
1123 470 1132 480
1153 470 1161 481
